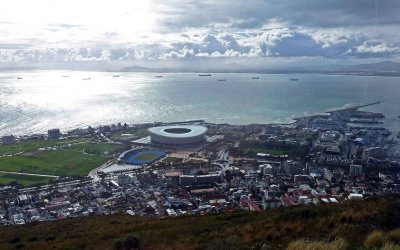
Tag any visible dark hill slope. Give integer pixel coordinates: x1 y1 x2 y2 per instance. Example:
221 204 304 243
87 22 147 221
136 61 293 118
1 195 400 250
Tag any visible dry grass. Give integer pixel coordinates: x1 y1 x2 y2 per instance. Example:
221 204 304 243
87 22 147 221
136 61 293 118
0 195 398 249
365 231 386 249
287 238 348 250
381 243 400 250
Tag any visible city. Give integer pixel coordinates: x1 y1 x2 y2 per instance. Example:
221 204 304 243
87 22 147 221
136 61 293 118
1 102 399 225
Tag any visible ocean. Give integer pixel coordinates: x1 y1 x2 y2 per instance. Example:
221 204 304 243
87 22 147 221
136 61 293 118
0 70 399 136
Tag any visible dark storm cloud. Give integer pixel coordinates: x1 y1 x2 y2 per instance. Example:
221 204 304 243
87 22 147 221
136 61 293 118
155 0 400 30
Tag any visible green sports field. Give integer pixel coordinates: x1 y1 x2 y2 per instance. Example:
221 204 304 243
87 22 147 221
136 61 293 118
0 173 54 187
0 137 92 156
0 139 128 184
132 153 161 161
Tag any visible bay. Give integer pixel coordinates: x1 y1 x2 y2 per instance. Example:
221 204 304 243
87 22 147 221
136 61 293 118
0 71 399 136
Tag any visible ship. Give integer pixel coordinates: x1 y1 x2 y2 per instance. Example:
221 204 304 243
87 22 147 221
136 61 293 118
83 78 91 80
199 74 211 76
217 79 227 82
112 75 119 78
251 76 259 79
62 75 69 78
289 78 300 81
16 77 23 80
155 75 163 78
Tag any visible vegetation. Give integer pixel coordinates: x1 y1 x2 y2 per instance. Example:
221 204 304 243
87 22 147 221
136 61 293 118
68 143 126 156
0 140 127 178
132 153 162 161
0 195 399 249
162 156 183 163
110 128 149 140
0 137 92 155
0 152 106 176
0 173 54 187
287 238 348 250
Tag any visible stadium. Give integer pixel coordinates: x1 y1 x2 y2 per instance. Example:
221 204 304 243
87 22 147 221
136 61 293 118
148 125 207 145
118 149 166 165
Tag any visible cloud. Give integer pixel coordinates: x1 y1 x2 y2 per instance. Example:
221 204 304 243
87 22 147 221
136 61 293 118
1 28 399 63
345 41 400 58
0 1 400 65
154 0 400 31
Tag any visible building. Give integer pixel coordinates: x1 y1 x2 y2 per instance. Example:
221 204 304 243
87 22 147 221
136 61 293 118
349 164 363 176
179 175 195 186
283 160 300 176
348 193 363 200
2 135 15 145
48 129 61 139
196 174 222 185
148 125 207 145
259 164 277 175
294 175 310 184
324 168 335 182
117 174 136 186
363 147 385 160
179 173 222 186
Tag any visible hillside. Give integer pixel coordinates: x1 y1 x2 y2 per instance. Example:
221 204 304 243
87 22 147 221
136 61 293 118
1 195 399 250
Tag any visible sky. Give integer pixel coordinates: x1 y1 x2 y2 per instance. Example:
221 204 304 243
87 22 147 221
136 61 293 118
0 0 399 70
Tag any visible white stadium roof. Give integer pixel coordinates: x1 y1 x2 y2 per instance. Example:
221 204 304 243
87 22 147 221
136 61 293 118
148 125 207 145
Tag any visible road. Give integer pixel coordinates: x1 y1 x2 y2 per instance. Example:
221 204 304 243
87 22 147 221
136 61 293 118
88 159 114 179
213 150 233 176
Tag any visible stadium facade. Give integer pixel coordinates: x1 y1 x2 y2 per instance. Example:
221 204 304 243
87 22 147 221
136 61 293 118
148 125 207 145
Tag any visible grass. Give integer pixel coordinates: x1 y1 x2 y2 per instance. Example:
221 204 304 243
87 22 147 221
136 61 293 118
110 128 149 140
68 143 126 155
132 153 161 161
0 142 127 177
162 156 182 163
0 173 54 187
0 195 399 249
0 152 106 176
0 137 92 155
287 238 348 250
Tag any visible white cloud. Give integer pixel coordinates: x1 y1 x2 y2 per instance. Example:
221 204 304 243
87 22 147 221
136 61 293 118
0 1 399 66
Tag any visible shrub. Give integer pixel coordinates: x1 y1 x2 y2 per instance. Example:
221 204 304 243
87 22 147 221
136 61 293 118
113 235 140 250
364 230 385 249
123 235 140 249
15 243 25 249
9 237 20 244
45 235 56 241
27 236 38 242
114 240 123 250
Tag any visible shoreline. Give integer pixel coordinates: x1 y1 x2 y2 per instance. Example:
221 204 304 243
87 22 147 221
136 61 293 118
0 102 385 138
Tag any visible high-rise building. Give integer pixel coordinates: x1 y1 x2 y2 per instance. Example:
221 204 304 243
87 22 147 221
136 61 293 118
349 164 363 176
2 135 15 145
48 129 61 139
